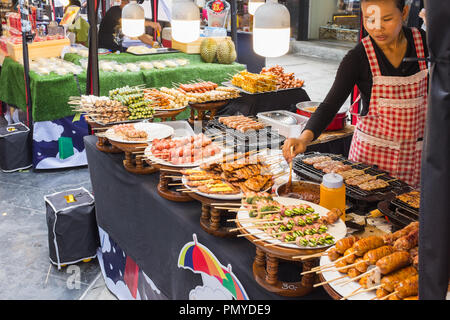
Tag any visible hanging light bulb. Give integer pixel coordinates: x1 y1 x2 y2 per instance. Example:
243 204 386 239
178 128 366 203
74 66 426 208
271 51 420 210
253 0 290 57
122 0 145 37
248 0 265 16
171 0 201 43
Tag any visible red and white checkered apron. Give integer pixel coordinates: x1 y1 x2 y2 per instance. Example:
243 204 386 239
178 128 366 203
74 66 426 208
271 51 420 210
348 28 428 187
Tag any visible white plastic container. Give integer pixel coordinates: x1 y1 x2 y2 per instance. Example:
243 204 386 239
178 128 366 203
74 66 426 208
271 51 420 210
257 110 309 138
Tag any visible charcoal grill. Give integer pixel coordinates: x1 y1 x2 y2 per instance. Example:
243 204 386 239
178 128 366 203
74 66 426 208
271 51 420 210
205 117 285 153
292 152 412 214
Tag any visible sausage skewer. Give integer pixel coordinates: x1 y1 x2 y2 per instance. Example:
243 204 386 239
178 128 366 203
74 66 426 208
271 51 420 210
335 251 411 286
311 235 385 272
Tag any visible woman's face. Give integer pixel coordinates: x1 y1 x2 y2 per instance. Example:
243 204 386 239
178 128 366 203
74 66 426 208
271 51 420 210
362 0 408 46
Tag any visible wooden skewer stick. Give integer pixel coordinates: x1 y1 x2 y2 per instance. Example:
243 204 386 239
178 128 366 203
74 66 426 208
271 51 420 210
313 275 347 288
341 284 384 300
335 268 377 287
293 252 327 260
317 259 370 274
263 240 296 247
168 183 184 186
213 203 243 207
176 188 196 192
213 207 242 211
311 252 357 272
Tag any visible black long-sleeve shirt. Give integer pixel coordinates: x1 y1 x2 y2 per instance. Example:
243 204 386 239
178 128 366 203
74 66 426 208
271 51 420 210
304 27 428 140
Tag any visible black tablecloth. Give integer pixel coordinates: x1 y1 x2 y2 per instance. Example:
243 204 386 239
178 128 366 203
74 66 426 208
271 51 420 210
217 87 311 116
85 135 331 300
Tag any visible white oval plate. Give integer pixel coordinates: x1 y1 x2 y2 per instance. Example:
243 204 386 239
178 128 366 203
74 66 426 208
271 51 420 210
181 174 244 200
320 248 376 300
105 122 174 144
145 143 227 169
237 197 347 250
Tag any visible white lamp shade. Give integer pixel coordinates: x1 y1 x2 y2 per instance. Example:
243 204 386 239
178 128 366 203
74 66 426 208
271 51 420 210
121 1 145 37
253 0 290 57
253 27 290 57
248 1 265 15
171 20 201 43
171 0 200 43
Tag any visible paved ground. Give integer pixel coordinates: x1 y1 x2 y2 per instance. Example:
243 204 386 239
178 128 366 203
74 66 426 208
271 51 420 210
0 53 346 300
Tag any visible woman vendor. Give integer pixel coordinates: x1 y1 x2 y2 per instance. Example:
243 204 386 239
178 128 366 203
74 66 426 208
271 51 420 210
283 0 428 187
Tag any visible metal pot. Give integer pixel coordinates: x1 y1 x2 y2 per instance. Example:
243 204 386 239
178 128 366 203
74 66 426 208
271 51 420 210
296 101 348 131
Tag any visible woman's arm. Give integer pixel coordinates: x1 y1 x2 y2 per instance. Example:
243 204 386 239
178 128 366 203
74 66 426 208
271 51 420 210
303 46 363 140
282 46 363 162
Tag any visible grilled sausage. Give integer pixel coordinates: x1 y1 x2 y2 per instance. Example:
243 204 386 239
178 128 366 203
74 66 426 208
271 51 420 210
355 257 369 273
383 221 419 245
335 259 349 274
376 251 411 275
353 236 385 256
364 245 395 265
344 247 357 264
376 287 390 299
393 229 419 251
335 236 359 254
381 266 418 292
348 268 361 279
359 275 369 289
328 248 341 261
395 274 419 298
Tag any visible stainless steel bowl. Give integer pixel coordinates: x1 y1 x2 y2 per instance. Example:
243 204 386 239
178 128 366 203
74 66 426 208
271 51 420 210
261 111 298 125
275 180 321 204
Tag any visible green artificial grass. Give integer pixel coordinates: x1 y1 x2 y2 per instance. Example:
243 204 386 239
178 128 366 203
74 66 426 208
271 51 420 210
0 52 245 122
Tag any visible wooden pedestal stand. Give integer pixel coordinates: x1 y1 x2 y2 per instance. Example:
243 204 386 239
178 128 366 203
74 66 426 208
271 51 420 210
188 192 241 238
148 164 193 202
153 108 187 122
85 116 122 154
188 101 228 125
236 220 326 297
108 140 158 175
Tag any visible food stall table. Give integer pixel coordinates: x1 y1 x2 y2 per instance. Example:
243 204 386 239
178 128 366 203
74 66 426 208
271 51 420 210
0 52 246 169
84 134 331 300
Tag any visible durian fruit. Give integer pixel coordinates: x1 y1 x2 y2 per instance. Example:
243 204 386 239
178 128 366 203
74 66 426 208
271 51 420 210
216 39 237 64
200 38 218 63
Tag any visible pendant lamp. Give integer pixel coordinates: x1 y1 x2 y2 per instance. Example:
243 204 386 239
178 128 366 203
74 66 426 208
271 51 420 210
171 0 201 43
253 0 290 57
121 0 145 37
248 0 265 16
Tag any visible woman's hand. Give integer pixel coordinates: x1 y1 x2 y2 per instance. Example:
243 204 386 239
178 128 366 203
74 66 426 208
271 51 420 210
282 130 315 163
282 138 308 163
145 21 162 32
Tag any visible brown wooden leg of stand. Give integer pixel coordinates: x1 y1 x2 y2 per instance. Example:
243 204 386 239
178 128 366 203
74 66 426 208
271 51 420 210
266 254 279 285
301 259 318 288
255 248 266 267
210 207 221 231
201 204 211 221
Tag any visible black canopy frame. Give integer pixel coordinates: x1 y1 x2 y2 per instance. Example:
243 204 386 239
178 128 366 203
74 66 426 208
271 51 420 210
419 0 450 300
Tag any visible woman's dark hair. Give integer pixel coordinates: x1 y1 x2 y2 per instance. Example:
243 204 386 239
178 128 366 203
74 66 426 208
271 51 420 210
361 0 406 11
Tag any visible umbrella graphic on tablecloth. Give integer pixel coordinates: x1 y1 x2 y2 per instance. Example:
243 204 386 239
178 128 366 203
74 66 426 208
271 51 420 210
178 234 249 300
